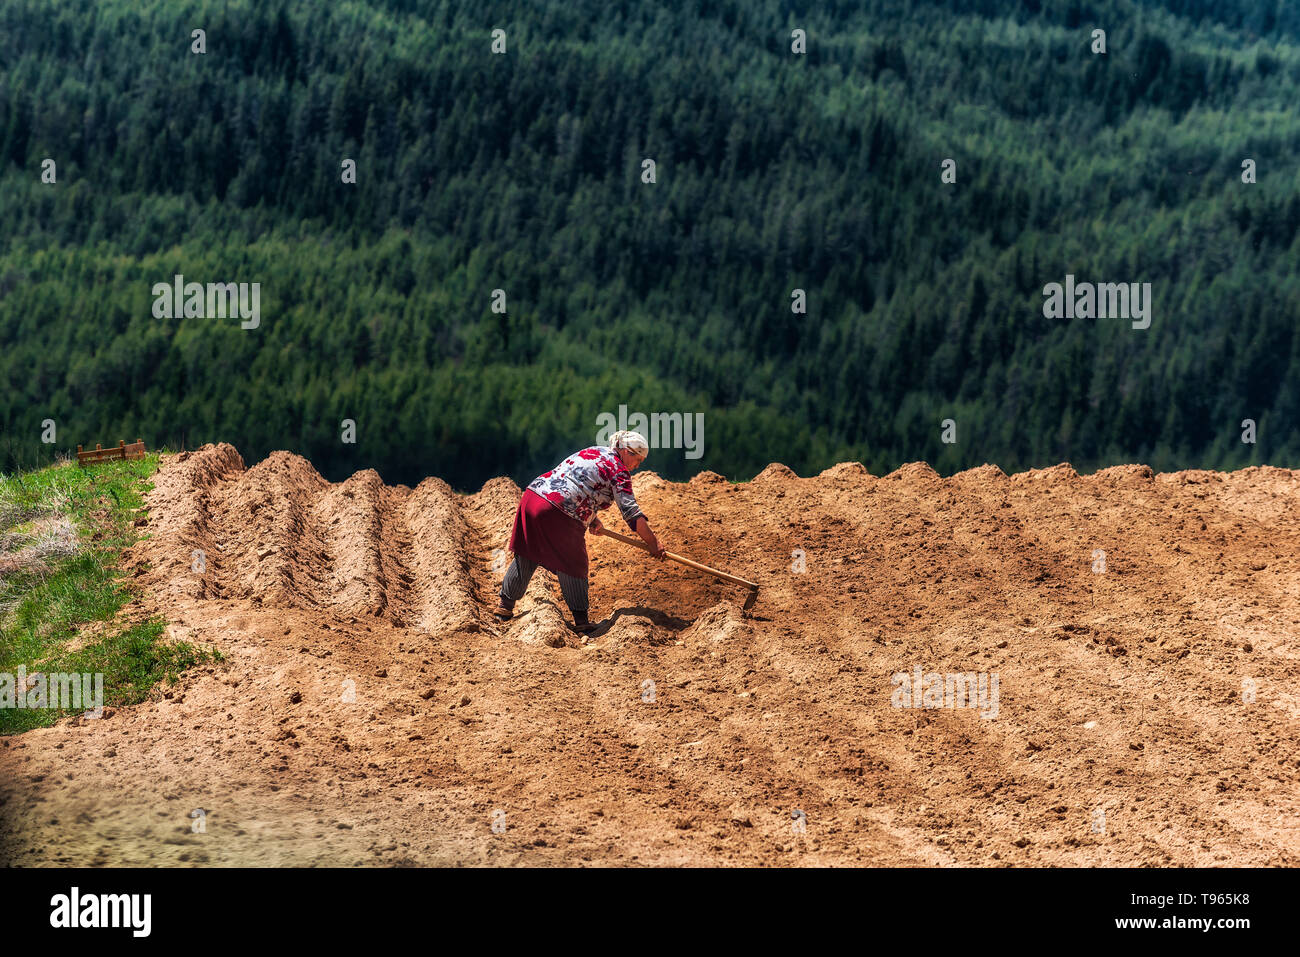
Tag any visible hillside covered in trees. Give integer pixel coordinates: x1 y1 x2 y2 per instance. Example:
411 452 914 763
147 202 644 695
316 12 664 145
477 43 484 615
2 0 1299 488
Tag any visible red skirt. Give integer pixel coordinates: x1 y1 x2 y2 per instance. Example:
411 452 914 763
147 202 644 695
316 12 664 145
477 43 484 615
509 488 589 579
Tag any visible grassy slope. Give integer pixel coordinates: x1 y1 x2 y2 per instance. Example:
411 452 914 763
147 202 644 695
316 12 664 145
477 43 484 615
0 453 217 733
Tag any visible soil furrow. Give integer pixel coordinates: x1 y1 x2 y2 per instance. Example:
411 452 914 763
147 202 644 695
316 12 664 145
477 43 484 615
1 444 1296 866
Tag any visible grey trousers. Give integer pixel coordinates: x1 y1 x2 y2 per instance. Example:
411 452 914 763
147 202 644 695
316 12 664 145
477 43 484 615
500 555 589 616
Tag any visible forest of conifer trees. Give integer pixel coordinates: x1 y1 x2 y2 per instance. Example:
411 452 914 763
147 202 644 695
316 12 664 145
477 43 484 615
2 0 1298 488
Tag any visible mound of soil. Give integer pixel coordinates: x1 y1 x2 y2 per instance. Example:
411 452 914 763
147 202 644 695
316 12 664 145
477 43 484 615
2 444 1297 867
679 600 754 645
1011 463 1080 486
690 470 728 485
884 461 941 483
753 463 799 483
950 464 1008 484
818 462 871 480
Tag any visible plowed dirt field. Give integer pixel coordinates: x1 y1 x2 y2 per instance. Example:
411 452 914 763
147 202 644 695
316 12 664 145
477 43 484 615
2 444 1297 865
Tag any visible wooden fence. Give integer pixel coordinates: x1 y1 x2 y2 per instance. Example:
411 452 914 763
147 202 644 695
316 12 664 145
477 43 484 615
76 439 147 467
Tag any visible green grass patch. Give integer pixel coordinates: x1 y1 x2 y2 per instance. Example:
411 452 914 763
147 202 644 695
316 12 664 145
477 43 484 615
0 452 220 734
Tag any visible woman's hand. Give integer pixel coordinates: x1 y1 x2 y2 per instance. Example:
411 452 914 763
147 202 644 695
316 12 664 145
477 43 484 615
587 517 604 536
634 517 665 559
645 532 667 560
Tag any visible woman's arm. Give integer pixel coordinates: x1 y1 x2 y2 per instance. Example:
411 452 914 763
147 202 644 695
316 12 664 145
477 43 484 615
633 516 666 559
610 470 647 533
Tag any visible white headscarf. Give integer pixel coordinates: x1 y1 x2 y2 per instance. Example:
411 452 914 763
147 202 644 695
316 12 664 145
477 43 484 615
610 430 649 457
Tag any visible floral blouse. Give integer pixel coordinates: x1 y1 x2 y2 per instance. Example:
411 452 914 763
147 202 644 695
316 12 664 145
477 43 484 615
528 447 647 529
